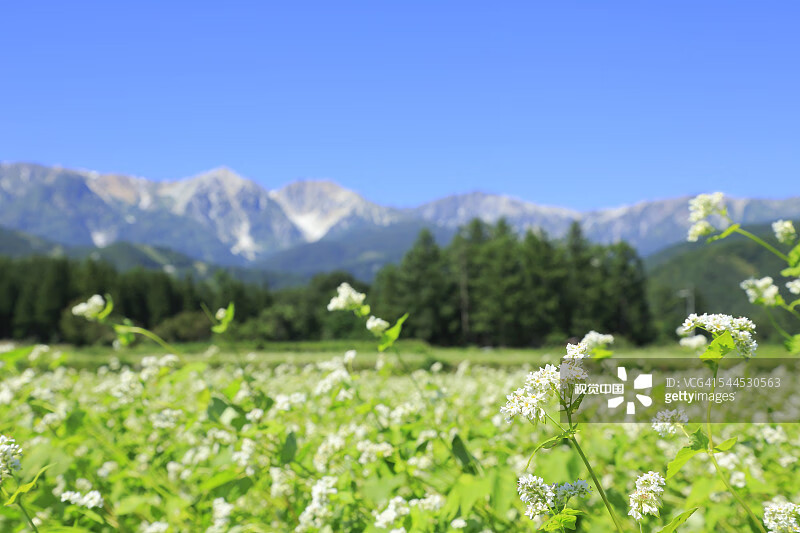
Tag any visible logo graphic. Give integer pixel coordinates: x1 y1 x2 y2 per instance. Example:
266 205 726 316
608 367 652 414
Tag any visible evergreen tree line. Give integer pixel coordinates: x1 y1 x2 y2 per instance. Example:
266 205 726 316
0 218 654 347
0 257 271 344
370 219 654 346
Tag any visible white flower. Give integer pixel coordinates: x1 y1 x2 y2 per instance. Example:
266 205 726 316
374 496 409 529
366 316 390 335
500 387 548 424
741 277 781 306
517 475 555 519
61 489 104 509
628 472 665 521
343 350 356 364
0 435 23 482
763 499 800 533
559 358 588 387
564 342 590 359
787 279 800 295
451 518 467 529
772 220 797 245
651 409 688 437
140 522 169 533
581 331 614 351
409 493 445 511
689 192 726 222
687 220 716 242
517 475 591 521
682 313 758 358
730 471 746 488
679 335 708 351
71 294 106 320
215 308 226 321
326 283 366 312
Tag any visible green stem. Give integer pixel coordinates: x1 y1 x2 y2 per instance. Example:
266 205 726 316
17 494 40 533
569 435 626 533
765 308 793 341
116 325 178 353
734 228 789 262
705 365 767 533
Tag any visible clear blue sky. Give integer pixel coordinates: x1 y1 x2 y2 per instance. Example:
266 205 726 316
2 2 798 210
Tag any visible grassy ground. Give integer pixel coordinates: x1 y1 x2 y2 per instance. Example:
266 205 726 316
14 338 792 370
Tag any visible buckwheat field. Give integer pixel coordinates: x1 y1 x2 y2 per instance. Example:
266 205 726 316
2 194 799 532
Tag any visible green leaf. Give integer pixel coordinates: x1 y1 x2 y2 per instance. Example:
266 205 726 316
592 348 613 360
378 313 409 352
5 465 52 506
667 428 708 479
788 243 800 267
785 334 800 355
97 293 114 322
451 433 477 473
781 265 800 277
280 432 297 464
713 437 737 452
540 509 584 531
657 508 699 533
700 330 735 361
212 302 235 333
707 223 740 242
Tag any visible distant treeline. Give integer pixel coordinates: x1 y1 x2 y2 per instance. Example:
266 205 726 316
370 220 654 346
0 219 659 347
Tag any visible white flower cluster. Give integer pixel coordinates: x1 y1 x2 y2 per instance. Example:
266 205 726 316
559 359 588 387
689 192 726 222
314 366 351 397
356 440 394 465
409 493 445 511
327 282 366 312
0 434 23 483
772 220 797 245
270 467 295 498
296 476 337 532
687 220 715 242
679 335 708 351
651 409 688 437
682 313 758 358
787 279 800 296
140 521 169 533
500 364 558 424
215 307 227 321
374 493 446 529
581 331 614 351
206 498 234 533
71 294 106 320
564 331 613 359
375 496 410 528
763 499 800 533
741 277 781 306
687 192 726 242
517 475 591 520
628 471 665 521
274 392 307 411
61 489 104 509
150 409 183 429
366 316 390 335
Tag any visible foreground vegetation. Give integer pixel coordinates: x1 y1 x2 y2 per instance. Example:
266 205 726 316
1 193 799 532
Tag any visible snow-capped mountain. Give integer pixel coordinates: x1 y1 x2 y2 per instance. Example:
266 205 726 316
1 161 799 270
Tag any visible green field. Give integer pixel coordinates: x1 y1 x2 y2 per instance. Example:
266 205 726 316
1 338 798 532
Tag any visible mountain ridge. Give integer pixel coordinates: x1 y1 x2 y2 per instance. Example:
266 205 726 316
2 161 800 269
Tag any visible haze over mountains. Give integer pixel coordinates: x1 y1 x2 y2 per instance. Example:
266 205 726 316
2 161 799 278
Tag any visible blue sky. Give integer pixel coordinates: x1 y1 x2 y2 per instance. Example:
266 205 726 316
2 2 798 210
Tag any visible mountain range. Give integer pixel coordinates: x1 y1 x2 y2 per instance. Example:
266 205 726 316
2 161 799 278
